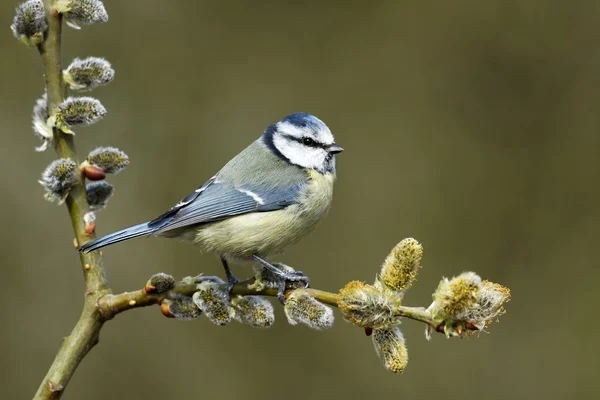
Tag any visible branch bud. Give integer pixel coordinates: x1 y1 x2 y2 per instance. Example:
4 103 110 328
161 302 174 318
64 57 114 91
54 0 108 30
39 158 78 204
192 281 234 326
372 327 408 373
82 164 106 181
47 97 106 134
231 296 275 328
86 147 129 174
145 273 176 294
379 238 422 293
338 281 396 329
284 289 334 330
11 0 47 47
32 92 52 151
83 211 96 234
86 181 114 210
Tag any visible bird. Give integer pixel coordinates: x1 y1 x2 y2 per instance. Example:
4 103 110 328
78 112 343 302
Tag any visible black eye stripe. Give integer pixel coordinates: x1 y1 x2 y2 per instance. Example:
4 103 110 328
283 134 325 148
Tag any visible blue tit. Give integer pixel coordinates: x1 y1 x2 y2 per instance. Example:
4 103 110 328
79 112 343 302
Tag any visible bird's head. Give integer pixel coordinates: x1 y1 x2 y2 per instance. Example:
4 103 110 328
263 112 343 174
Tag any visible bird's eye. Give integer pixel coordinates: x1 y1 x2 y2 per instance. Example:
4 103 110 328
302 137 316 146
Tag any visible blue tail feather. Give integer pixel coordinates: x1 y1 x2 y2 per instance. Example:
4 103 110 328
78 222 154 253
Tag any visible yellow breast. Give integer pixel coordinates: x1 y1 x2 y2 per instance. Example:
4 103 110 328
193 170 335 260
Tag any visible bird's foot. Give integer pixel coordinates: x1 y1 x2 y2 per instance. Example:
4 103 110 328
223 274 240 307
276 270 310 304
252 256 310 304
221 257 240 306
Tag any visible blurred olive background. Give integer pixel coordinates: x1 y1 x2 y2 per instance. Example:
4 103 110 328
2 1 598 399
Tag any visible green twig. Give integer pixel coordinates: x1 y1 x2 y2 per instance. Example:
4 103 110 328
97 278 464 335
33 3 110 399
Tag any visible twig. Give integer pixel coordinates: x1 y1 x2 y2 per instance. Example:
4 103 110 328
33 3 111 399
97 279 473 335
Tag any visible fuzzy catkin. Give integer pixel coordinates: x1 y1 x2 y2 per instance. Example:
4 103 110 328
165 296 202 320
338 281 396 328
192 281 234 326
86 181 115 210
11 0 47 45
39 158 78 203
232 296 275 328
54 0 108 29
146 273 176 294
284 290 334 330
64 57 114 90
87 147 129 174
372 327 408 373
379 238 422 292
432 272 482 321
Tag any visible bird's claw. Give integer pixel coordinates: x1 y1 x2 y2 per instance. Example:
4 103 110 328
284 270 310 286
276 270 310 304
252 256 310 304
224 273 240 307
277 281 287 304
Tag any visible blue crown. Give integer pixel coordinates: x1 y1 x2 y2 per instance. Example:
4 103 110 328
281 112 327 131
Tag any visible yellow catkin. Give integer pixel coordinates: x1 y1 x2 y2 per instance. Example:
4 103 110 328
380 238 423 292
284 289 334 330
372 327 408 373
432 272 481 321
338 281 395 328
232 296 274 328
192 282 233 326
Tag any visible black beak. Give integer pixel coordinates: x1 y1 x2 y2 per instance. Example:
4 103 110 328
328 143 344 154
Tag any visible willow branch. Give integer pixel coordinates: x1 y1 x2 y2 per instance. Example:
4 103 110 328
34 3 111 399
98 279 471 334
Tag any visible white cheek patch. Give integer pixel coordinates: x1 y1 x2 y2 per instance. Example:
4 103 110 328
273 134 328 171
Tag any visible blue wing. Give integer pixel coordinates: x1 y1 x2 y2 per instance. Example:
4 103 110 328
78 176 305 253
148 178 304 234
